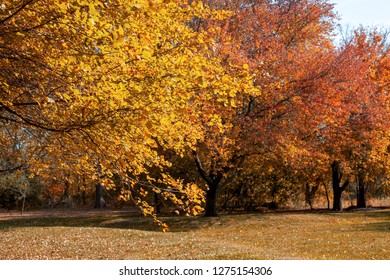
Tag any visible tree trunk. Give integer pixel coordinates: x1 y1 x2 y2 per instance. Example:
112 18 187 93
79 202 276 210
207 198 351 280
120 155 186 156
321 180 331 210
80 178 87 205
305 181 319 210
193 151 224 217
21 195 26 215
357 172 367 208
332 187 342 211
331 161 349 211
204 184 219 217
95 183 105 208
154 192 161 214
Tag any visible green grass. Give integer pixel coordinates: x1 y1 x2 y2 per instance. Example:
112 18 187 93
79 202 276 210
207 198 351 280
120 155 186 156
0 209 389 259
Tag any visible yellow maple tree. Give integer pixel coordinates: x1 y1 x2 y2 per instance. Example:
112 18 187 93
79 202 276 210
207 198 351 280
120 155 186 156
1 0 255 227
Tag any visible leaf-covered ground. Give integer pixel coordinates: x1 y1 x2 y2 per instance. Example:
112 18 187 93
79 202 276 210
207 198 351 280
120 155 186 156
0 208 389 259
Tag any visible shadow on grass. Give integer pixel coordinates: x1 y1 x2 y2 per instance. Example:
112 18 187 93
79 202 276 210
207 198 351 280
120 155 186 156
0 211 257 232
2 208 388 233
315 207 390 233
352 210 390 233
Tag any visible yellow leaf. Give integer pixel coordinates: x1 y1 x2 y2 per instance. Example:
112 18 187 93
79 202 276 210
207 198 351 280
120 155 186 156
141 49 153 59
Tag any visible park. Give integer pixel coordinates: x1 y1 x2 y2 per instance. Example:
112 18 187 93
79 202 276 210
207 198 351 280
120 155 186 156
1 0 390 261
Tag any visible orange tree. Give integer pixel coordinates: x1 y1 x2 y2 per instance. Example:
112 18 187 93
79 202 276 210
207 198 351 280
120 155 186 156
190 0 339 216
325 29 390 210
280 27 390 211
193 1 390 214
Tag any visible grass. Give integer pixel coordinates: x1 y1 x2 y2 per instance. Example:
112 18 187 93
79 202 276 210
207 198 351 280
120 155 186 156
0 208 389 259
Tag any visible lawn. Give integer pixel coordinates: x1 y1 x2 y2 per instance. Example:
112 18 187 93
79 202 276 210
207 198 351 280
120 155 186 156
0 208 389 260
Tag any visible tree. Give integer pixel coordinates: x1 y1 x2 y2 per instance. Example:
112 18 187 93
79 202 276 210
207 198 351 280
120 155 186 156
1 0 245 225
191 0 338 216
323 29 390 210
0 171 31 213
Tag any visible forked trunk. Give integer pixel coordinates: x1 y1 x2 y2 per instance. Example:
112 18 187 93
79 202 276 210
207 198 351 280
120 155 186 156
193 151 224 217
331 161 349 211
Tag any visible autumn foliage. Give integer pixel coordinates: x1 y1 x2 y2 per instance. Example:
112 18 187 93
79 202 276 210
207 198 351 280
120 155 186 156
1 0 390 221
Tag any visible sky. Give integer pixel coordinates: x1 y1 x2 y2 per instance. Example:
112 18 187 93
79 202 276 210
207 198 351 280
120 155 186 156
331 0 390 28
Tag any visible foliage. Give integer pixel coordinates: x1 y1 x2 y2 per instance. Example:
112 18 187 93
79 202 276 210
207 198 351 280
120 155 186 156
1 0 390 219
1 0 252 224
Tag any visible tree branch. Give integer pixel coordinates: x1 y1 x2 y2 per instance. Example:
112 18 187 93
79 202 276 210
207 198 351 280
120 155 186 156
192 150 213 186
341 179 350 191
0 0 36 25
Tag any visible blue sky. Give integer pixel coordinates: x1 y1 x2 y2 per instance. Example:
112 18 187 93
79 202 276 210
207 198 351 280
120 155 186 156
331 0 390 28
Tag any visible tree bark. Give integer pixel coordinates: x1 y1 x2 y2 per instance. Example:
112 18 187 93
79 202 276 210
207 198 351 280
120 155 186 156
305 181 319 210
331 161 349 211
204 184 218 217
332 187 342 211
95 183 105 208
154 192 161 214
21 195 26 215
321 179 331 210
357 171 367 208
193 151 223 217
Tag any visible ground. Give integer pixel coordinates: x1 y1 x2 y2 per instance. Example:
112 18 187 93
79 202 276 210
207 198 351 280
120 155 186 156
0 208 389 259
